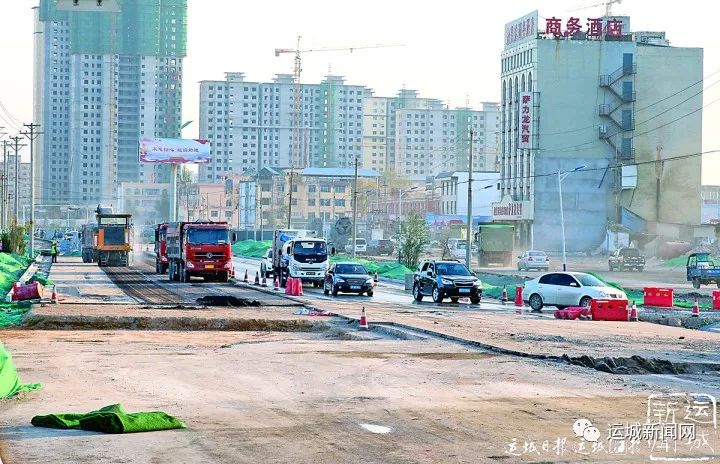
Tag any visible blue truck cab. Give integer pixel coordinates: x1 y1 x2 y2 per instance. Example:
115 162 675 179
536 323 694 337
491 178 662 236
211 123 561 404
686 252 720 289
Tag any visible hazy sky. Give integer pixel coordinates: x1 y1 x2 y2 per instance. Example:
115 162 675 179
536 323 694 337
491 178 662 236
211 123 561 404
1 0 719 183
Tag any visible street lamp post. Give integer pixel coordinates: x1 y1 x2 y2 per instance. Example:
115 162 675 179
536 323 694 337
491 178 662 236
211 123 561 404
558 165 586 272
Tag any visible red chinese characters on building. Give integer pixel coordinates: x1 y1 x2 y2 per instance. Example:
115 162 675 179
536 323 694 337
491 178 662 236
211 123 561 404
587 18 603 38
545 17 562 38
606 18 623 37
519 94 532 146
565 17 582 37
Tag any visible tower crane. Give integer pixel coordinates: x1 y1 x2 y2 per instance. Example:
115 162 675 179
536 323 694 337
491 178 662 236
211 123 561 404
274 36 404 168
569 0 623 16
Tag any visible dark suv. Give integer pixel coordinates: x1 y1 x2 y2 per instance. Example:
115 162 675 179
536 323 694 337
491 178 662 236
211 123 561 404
324 262 375 297
413 260 482 304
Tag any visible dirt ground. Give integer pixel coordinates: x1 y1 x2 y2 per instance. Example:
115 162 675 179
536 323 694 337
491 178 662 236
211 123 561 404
0 329 686 464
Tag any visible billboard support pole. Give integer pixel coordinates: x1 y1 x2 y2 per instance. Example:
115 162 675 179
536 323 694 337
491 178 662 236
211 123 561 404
170 163 178 222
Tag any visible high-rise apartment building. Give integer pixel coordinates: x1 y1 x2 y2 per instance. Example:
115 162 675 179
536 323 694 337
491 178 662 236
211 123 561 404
34 0 187 205
198 73 364 182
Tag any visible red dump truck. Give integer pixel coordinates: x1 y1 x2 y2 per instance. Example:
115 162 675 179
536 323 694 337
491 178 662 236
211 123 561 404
154 223 169 274
166 221 233 283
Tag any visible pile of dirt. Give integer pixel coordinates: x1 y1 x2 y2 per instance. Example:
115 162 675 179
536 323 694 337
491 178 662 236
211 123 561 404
561 354 720 375
196 296 261 307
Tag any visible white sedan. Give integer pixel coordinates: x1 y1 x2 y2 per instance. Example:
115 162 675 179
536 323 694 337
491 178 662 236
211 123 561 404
522 272 627 312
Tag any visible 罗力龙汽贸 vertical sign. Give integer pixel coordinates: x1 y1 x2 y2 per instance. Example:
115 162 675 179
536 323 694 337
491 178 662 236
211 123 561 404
517 92 533 150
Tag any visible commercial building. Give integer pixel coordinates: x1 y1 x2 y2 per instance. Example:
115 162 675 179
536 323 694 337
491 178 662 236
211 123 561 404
498 11 703 252
198 73 364 182
35 0 186 206
433 171 501 218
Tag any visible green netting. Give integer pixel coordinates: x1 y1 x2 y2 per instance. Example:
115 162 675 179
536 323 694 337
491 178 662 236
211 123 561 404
0 303 32 328
0 341 42 398
32 403 185 434
28 274 55 287
328 256 413 280
232 240 272 258
0 253 32 296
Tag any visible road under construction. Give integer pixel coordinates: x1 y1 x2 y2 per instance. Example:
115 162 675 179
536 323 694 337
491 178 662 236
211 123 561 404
1 253 720 463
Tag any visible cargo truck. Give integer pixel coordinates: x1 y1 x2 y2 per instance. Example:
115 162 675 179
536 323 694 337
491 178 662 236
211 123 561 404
166 221 233 283
476 224 515 267
154 223 169 274
272 229 329 287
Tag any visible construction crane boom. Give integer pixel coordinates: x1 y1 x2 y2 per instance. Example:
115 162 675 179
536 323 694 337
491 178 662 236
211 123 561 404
274 36 404 168
568 0 623 16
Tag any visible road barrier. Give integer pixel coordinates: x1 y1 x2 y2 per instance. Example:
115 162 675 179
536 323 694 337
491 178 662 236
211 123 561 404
12 282 44 302
713 291 720 310
643 287 674 308
591 299 629 321
553 307 587 320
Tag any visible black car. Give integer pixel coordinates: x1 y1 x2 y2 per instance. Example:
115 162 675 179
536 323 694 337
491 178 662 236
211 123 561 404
324 262 375 297
367 239 395 256
413 259 482 304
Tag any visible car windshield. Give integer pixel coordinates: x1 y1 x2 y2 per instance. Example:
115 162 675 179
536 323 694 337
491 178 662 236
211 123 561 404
576 274 605 287
435 263 472 276
293 241 327 255
336 264 368 274
456 241 467 250
529 251 546 257
187 229 228 245
621 249 640 256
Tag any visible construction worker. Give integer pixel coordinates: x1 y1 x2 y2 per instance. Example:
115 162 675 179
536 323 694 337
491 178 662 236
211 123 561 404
50 240 58 263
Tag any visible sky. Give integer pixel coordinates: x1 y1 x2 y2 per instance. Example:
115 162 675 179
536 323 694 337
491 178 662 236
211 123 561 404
1 0 719 183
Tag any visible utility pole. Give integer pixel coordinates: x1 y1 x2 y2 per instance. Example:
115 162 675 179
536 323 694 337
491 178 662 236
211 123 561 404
21 123 41 257
287 166 295 229
465 129 474 269
8 136 23 225
351 157 359 258
1 139 7 230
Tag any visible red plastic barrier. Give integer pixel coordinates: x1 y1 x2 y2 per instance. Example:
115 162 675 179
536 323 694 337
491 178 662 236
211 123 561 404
713 291 720 311
553 307 586 320
591 299 629 321
643 287 674 308
514 287 523 307
12 282 44 301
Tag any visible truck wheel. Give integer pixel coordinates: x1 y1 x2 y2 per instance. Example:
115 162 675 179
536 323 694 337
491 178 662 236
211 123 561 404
218 272 229 283
182 268 190 283
413 284 423 302
693 278 701 289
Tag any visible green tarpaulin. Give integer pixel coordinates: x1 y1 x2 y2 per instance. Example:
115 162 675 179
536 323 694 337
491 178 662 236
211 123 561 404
32 403 186 434
0 341 41 398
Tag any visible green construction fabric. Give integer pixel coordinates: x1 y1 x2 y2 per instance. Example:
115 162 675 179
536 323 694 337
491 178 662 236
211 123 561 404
31 404 126 430
0 342 42 398
32 404 186 434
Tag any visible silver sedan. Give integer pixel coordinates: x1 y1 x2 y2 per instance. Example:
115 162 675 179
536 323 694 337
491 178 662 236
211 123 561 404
522 272 627 312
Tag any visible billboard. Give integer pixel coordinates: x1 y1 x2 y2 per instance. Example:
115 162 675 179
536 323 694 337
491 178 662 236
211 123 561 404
139 138 211 164
504 10 538 49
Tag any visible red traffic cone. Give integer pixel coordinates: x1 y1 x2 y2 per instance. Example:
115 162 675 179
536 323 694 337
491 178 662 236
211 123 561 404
359 307 369 330
51 285 59 304
296 278 303 296
261 275 268 287
273 276 280 291
501 285 508 304
254 271 260 285
516 304 523 316
514 286 523 307
285 277 292 295
629 301 638 321
243 269 249 283
692 297 700 317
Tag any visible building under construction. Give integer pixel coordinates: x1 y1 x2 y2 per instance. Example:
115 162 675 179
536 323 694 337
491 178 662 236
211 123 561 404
34 0 187 206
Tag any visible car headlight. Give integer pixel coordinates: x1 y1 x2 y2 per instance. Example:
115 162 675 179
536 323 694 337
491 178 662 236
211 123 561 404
291 264 299 272
186 261 195 269
336 277 346 283
365 278 374 285
441 278 454 286
473 280 482 286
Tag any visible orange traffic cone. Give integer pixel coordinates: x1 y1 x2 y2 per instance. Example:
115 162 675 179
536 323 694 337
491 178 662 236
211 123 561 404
629 301 638 321
501 285 508 304
273 276 280 291
243 269 249 283
254 271 260 285
261 275 268 287
51 285 58 304
359 307 369 330
692 297 700 317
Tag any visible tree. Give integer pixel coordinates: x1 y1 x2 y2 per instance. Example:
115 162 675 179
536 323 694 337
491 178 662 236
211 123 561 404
395 211 429 269
1 219 28 255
